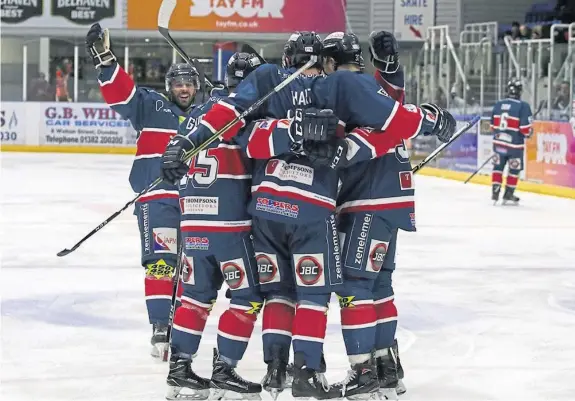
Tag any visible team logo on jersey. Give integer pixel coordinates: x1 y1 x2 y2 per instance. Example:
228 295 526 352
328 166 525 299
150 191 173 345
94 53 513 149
182 255 194 285
153 228 178 254
367 241 389 273
294 254 325 287
256 253 280 284
399 171 413 190
221 258 248 290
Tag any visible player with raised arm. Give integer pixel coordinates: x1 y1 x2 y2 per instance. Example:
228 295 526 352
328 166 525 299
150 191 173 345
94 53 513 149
86 23 199 359
300 31 456 400
490 79 533 204
162 52 265 400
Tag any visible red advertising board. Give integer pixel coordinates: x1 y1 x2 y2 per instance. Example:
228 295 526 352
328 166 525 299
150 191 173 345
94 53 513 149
127 0 346 33
526 120 575 188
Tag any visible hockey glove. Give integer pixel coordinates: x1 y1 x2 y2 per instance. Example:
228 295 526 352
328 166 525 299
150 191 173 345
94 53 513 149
304 138 348 170
289 108 340 152
420 103 457 143
369 31 400 74
86 23 116 69
160 135 196 184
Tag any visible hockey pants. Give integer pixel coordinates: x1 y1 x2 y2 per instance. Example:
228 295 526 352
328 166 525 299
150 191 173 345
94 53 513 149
171 234 262 366
252 215 344 371
136 200 180 325
337 212 399 364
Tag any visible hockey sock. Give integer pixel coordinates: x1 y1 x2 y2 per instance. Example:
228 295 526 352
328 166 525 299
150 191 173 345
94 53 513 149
262 297 295 364
217 302 260 365
506 172 519 190
292 295 330 371
492 170 503 186
374 295 398 352
171 297 213 357
340 299 377 364
144 258 176 324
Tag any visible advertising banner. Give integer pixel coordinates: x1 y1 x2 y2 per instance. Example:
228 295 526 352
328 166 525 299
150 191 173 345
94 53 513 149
393 0 435 41
526 121 575 188
1 0 123 28
436 119 478 172
0 102 27 146
39 103 137 148
127 0 346 33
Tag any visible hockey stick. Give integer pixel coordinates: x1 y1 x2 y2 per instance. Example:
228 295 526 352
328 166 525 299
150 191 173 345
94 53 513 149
412 115 481 174
464 153 495 184
162 238 185 361
157 0 213 89
57 58 318 257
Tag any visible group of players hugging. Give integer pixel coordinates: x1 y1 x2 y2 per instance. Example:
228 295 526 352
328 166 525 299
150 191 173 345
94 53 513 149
87 22 458 401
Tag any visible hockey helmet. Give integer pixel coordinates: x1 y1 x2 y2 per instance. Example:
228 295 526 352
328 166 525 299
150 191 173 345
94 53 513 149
165 63 200 93
321 32 363 70
225 52 263 88
507 78 523 99
282 31 323 69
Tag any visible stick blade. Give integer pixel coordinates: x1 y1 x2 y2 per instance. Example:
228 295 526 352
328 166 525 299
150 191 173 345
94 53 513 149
157 0 177 28
57 249 73 257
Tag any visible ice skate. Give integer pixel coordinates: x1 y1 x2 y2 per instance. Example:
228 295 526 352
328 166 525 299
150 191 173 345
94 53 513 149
332 361 379 400
502 187 520 205
151 323 169 359
491 184 501 205
210 348 262 400
262 345 288 400
165 354 210 400
392 340 406 396
291 352 340 400
285 363 294 388
376 348 399 400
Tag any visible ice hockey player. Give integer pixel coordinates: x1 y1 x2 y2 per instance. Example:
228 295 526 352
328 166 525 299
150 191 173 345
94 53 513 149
161 52 265 400
161 32 345 400
86 23 199 358
490 79 533 204
299 31 456 399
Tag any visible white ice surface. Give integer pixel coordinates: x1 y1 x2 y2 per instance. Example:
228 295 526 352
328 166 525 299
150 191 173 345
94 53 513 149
2 152 575 401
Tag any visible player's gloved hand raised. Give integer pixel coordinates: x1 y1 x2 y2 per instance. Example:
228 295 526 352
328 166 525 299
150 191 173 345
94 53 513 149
303 138 348 170
369 30 400 74
420 103 457 143
86 23 116 69
289 108 340 152
160 135 195 184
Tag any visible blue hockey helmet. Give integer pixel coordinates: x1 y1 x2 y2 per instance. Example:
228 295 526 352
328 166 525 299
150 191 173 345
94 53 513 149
282 31 323 69
225 52 263 89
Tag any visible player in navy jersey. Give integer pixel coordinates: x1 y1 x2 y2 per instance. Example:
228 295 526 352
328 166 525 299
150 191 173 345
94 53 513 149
162 52 267 400
86 23 199 359
298 31 456 399
490 79 533 204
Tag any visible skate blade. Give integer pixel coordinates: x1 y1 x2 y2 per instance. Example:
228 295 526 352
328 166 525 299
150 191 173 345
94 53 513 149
151 342 169 360
266 388 283 401
166 386 210 400
378 388 398 400
209 388 261 400
347 392 379 400
396 380 406 396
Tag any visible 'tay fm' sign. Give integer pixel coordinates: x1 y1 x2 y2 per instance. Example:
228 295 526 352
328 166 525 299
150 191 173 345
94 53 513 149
127 0 345 33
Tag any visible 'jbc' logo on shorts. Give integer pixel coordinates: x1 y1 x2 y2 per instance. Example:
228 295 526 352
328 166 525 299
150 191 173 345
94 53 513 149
294 254 325 287
220 258 249 291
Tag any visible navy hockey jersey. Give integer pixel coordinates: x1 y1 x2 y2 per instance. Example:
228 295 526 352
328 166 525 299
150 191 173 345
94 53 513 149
184 63 341 224
178 95 252 252
490 98 533 151
99 62 188 203
336 68 416 231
